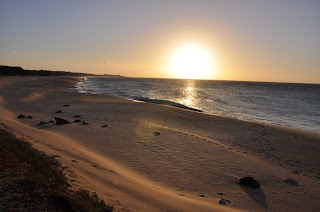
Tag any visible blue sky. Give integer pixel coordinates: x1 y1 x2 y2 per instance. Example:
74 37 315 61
1 1 319 83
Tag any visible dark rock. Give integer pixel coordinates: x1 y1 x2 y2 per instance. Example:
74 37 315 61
63 104 70 107
74 119 81 123
198 195 205 197
101 124 108 128
219 199 226 205
217 192 225 195
56 110 63 113
153 132 160 136
82 121 89 125
38 121 47 126
239 177 260 189
73 115 81 118
48 120 55 123
17 114 27 119
54 117 70 125
27 116 33 119
285 179 299 186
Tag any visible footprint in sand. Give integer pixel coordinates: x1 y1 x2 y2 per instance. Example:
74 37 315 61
284 179 299 186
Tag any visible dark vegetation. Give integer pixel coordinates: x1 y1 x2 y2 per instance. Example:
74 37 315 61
0 128 113 211
0 65 123 77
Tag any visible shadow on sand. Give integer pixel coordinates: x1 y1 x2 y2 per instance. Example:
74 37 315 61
241 186 267 209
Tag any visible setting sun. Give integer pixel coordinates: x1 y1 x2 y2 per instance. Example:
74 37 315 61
166 43 219 80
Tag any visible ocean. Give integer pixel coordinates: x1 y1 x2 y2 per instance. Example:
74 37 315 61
75 77 320 134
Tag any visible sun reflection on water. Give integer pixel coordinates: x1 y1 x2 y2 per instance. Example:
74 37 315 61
178 81 197 107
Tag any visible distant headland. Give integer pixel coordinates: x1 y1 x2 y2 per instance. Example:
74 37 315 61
0 65 124 77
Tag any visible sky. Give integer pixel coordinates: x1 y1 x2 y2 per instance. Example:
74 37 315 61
1 0 319 83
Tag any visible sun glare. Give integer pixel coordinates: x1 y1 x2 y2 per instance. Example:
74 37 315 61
166 43 219 80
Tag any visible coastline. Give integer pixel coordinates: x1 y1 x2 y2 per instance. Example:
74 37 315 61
0 76 319 211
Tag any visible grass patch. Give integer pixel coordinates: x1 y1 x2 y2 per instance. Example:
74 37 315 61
0 128 113 211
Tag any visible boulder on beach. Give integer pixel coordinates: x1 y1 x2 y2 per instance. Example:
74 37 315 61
55 110 63 114
27 116 33 119
73 115 81 118
54 117 70 125
101 124 108 128
63 104 70 107
82 121 89 125
74 119 81 123
48 120 55 123
239 177 260 189
17 114 27 119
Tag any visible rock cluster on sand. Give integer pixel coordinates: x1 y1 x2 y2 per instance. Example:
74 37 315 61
239 177 260 189
54 117 70 125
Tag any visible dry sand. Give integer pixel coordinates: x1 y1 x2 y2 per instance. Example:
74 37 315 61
0 76 319 212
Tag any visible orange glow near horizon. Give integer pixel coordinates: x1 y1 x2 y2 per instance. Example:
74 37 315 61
165 43 220 80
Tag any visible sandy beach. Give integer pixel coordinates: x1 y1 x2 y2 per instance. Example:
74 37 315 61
0 76 319 212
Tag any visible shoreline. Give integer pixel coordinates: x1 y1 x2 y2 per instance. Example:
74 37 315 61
74 76 320 135
0 76 319 211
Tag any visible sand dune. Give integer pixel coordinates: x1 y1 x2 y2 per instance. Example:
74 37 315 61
0 76 319 211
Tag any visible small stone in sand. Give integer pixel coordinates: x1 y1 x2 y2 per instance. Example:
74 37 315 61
73 115 81 118
82 121 89 125
239 177 260 189
17 114 27 119
198 195 205 197
102 124 108 128
63 104 70 107
292 170 300 175
56 110 63 113
153 132 160 136
74 120 81 123
27 116 33 119
285 179 299 186
38 121 47 126
219 199 226 205
217 192 225 195
55 117 70 125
